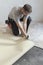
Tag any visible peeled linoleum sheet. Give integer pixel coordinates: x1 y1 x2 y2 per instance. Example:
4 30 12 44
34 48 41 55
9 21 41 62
0 25 34 65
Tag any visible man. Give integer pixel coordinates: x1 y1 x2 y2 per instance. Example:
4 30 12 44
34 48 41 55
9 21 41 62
5 4 32 39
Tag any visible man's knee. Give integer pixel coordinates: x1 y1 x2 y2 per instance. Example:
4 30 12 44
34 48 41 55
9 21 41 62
5 20 9 24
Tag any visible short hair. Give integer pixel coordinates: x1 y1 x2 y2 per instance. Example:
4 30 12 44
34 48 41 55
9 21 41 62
23 4 32 13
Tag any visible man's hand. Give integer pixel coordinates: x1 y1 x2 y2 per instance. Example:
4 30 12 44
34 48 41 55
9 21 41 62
26 35 29 39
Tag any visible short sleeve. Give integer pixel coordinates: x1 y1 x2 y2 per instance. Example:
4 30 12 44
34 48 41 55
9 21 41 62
13 16 20 23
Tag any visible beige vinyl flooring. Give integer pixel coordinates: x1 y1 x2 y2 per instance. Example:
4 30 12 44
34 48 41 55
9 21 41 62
0 24 34 65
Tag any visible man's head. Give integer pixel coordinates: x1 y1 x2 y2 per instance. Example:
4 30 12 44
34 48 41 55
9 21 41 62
21 4 32 16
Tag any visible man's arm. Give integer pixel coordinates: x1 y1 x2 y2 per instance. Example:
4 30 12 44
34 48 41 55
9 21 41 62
23 16 27 33
15 21 27 37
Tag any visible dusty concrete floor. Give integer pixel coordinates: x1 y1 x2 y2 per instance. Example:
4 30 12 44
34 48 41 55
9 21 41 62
28 21 43 48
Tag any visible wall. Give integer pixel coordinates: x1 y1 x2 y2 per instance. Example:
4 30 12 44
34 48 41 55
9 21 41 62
0 0 43 23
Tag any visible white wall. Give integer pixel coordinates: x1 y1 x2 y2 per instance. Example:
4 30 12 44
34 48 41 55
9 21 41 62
0 0 43 23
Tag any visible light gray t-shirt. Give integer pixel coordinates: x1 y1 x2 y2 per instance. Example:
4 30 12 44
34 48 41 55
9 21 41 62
8 7 29 22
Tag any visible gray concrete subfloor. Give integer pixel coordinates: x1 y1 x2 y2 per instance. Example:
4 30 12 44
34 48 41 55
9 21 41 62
28 21 43 48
